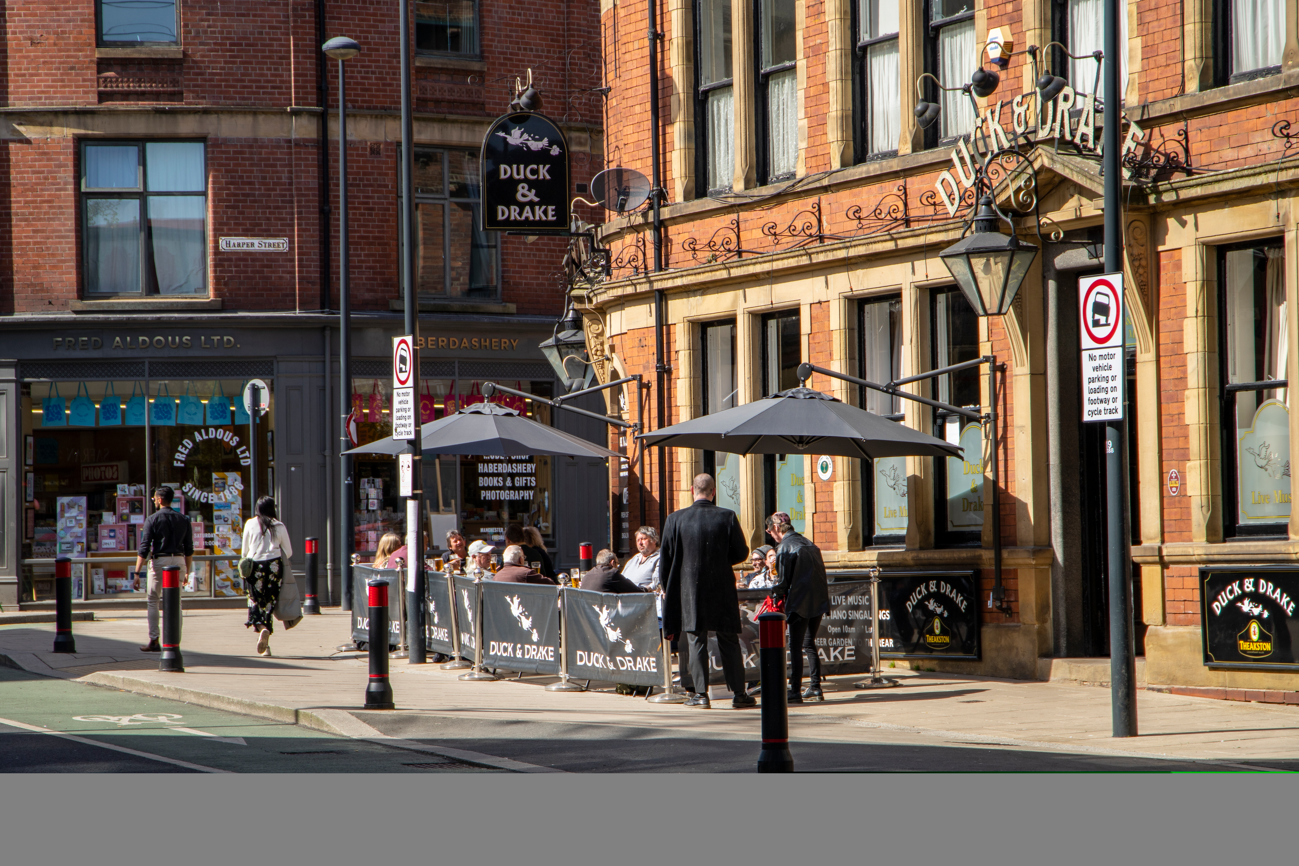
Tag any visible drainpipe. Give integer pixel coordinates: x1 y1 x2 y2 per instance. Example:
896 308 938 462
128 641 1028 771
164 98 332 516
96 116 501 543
648 0 668 525
316 0 332 312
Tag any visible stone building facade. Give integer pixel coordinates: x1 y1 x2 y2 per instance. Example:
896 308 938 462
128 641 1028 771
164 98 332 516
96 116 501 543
585 0 1299 694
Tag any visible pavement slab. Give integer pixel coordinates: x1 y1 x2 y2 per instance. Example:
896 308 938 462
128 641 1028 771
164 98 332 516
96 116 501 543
1 609 1297 772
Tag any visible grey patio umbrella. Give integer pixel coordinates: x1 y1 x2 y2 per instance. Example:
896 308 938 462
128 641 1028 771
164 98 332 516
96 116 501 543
636 386 962 460
344 401 619 459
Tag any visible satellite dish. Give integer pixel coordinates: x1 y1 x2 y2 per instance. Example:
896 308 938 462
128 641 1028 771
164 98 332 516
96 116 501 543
591 168 650 213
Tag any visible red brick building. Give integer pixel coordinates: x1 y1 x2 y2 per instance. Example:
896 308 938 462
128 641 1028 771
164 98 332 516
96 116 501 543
582 0 1299 695
0 1 607 607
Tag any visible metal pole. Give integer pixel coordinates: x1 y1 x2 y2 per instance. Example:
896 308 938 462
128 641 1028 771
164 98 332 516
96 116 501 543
441 572 472 670
338 54 355 611
647 0 663 273
248 383 259 506
1104 0 1137 738
647 627 687 703
458 580 498 681
398 0 425 664
854 570 899 688
546 588 586 692
989 361 1008 612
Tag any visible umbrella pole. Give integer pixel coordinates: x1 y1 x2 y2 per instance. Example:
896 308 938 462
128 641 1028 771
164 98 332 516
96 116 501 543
855 569 899 689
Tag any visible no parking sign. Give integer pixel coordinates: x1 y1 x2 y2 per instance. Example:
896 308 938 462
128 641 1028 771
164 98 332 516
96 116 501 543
1079 274 1124 423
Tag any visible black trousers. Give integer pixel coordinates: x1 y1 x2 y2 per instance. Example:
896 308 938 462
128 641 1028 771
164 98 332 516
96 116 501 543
787 613 823 692
682 631 745 697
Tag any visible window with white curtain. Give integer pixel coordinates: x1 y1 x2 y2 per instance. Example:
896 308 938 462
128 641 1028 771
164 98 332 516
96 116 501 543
858 0 900 156
860 296 905 545
82 141 207 296
696 0 734 195
759 0 798 182
1221 242 1289 535
1062 0 1128 97
929 0 975 140
1228 0 1284 78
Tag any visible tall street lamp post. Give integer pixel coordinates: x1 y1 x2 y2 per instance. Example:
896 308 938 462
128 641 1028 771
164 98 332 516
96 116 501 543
323 36 360 610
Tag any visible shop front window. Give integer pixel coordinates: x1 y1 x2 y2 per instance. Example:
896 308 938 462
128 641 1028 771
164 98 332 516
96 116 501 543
701 319 741 513
348 377 555 556
861 296 905 546
416 1 479 56
761 310 805 533
1220 241 1289 536
932 288 983 543
21 378 271 601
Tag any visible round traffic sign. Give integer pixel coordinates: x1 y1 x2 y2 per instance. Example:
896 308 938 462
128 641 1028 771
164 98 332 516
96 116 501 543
1081 278 1122 348
242 379 270 417
393 336 413 388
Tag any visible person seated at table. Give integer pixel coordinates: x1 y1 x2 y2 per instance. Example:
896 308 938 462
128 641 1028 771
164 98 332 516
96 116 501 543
580 549 650 594
465 539 495 578
443 529 469 573
373 532 406 568
505 524 557 581
521 525 559 581
493 545 558 584
623 526 661 591
745 545 776 589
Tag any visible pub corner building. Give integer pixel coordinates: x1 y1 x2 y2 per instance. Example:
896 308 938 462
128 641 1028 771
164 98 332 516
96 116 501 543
0 0 610 611
581 0 1299 696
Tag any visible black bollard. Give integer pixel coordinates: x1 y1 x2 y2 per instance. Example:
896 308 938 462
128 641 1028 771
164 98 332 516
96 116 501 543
756 610 793 773
52 557 76 654
158 565 184 673
364 577 395 709
303 537 321 615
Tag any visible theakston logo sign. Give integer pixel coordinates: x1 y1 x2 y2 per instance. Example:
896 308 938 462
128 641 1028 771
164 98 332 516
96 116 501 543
481 111 570 233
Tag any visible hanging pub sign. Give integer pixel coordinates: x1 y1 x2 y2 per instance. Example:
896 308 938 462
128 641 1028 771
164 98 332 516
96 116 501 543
1201 567 1299 670
480 111 570 233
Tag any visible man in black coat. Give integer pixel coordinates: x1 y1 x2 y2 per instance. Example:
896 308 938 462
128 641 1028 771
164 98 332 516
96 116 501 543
660 474 756 709
767 512 830 703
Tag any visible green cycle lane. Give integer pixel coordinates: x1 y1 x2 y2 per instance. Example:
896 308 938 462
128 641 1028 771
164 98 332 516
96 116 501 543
0 666 497 774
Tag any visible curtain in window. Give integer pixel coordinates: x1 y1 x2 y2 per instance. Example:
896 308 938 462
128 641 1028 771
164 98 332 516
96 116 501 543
1068 0 1130 96
85 145 138 189
1264 248 1288 405
1233 0 1284 75
862 299 901 416
939 20 975 138
867 39 900 154
145 143 205 192
86 200 141 294
767 69 798 178
707 86 735 192
147 196 205 294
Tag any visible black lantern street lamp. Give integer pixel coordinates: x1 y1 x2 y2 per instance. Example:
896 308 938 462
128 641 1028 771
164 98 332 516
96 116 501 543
540 307 594 392
938 195 1038 317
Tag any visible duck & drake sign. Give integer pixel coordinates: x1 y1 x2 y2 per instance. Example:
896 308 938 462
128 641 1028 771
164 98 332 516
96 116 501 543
481 111 570 233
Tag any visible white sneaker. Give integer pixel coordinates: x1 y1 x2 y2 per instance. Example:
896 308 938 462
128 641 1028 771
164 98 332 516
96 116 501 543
257 628 271 655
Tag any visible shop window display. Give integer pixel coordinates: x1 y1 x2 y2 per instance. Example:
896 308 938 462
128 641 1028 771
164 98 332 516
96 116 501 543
21 379 272 601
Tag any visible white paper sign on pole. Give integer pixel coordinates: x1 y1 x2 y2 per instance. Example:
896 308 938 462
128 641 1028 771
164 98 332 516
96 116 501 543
399 453 414 497
1082 347 1124 422
392 388 416 440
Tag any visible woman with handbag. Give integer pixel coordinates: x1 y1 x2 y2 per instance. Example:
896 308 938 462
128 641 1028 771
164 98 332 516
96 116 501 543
241 496 296 656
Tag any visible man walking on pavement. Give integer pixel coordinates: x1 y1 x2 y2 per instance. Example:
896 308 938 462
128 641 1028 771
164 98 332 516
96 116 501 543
133 486 194 652
766 512 829 703
660 473 756 709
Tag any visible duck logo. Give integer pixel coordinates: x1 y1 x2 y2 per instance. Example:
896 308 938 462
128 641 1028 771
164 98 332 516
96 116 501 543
461 589 474 631
506 595 539 642
596 603 635 653
924 616 952 648
1238 619 1274 658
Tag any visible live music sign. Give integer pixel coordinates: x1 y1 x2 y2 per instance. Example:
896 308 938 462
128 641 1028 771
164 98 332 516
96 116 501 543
480 111 570 233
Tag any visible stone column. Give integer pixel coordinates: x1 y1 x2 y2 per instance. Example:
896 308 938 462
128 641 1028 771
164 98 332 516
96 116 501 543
825 0 855 168
732 0 757 191
1183 243 1222 542
668 0 697 202
898 0 924 155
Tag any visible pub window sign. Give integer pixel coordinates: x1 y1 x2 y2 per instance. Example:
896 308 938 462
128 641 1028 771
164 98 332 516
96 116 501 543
481 111 570 233
1201 567 1299 670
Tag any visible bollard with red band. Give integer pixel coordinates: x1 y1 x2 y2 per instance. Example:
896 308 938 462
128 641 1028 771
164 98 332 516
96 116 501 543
158 566 184 672
579 542 593 575
756 610 793 773
53 557 76 654
303 536 321 615
364 577 395 709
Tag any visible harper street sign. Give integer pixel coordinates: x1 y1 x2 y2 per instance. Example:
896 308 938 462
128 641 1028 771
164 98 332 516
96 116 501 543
481 111 570 233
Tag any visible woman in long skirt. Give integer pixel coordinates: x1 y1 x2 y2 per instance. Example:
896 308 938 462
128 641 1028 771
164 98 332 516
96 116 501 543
241 496 295 656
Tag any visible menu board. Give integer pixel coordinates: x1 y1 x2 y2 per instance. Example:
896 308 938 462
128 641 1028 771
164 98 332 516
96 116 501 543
212 473 243 597
56 496 88 557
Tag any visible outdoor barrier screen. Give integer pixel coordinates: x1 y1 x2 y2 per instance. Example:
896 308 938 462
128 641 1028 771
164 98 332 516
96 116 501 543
452 575 479 658
480 581 561 675
424 570 456 656
351 566 403 647
562 588 662 687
